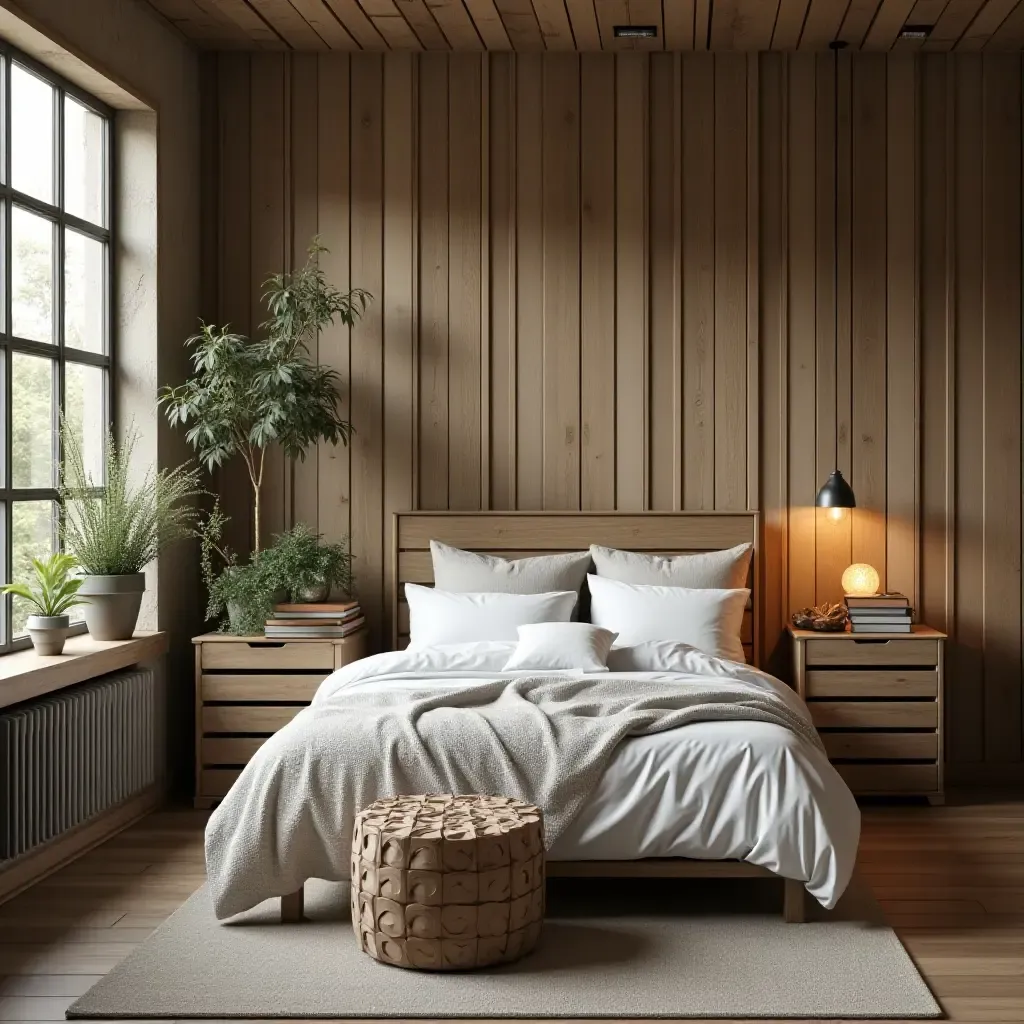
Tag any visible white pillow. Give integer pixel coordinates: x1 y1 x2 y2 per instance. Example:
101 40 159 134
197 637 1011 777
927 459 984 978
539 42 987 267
502 623 618 673
586 574 749 663
431 541 591 595
589 542 752 589
607 640 703 674
405 584 577 646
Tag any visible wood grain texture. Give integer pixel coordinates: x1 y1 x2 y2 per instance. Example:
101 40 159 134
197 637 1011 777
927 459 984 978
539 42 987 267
541 55 581 509
579 54 616 511
249 53 288 543
207 52 1024 782
614 54 648 511
153 0 1024 49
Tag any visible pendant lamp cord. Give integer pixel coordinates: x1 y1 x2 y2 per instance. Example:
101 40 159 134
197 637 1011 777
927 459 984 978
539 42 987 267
829 40 847 477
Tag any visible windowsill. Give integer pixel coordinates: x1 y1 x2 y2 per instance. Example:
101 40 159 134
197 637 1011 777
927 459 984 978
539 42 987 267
0 631 168 711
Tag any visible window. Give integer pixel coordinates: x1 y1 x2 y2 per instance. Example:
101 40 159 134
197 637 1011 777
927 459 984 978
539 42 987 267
0 43 112 652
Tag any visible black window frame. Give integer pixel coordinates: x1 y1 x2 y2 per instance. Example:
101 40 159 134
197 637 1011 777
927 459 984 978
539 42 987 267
0 39 113 654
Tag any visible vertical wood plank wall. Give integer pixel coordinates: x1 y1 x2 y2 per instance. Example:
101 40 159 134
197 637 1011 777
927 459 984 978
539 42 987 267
204 51 1024 784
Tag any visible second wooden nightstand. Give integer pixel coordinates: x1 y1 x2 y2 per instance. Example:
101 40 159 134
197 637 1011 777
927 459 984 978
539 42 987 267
789 624 946 804
193 631 367 808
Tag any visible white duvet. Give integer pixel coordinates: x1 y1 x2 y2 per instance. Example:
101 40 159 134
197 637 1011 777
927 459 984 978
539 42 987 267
205 642 860 919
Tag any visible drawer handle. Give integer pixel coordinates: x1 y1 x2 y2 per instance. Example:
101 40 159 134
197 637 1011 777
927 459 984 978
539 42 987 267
851 639 891 645
245 642 286 649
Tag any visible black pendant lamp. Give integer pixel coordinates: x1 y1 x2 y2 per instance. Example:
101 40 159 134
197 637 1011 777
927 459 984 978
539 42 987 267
816 39 856 522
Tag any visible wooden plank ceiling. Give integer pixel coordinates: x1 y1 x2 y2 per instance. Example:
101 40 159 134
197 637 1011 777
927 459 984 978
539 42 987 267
144 0 1024 50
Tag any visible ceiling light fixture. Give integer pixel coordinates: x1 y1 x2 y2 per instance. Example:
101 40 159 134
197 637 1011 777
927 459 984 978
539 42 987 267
612 25 657 38
898 24 934 40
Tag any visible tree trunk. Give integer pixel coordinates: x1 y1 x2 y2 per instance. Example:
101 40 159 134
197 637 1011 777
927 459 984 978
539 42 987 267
253 481 261 554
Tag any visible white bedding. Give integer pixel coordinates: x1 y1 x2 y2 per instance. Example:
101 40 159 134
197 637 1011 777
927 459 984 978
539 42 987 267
205 643 859 919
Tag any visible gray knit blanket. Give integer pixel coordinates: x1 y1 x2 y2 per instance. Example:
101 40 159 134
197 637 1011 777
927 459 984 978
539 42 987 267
205 671 823 920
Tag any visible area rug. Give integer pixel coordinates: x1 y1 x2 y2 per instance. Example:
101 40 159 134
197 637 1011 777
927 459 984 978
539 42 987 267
68 875 940 1019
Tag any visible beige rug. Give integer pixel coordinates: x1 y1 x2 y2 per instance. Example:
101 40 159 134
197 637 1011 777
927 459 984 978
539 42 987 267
68 876 940 1019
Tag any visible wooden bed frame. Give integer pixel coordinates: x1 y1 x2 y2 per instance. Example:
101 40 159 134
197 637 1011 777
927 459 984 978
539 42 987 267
282 510 808 924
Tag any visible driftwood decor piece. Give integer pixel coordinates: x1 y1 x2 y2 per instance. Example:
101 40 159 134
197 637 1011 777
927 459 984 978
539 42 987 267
351 794 545 970
791 602 848 632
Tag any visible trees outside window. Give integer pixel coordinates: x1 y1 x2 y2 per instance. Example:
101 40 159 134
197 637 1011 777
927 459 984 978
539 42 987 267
0 43 111 651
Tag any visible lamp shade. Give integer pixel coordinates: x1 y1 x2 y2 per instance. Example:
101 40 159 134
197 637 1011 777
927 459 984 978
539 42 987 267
842 563 880 597
815 469 857 509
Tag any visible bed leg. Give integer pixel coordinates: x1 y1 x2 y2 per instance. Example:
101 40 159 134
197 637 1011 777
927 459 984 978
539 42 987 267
281 886 305 923
783 879 806 923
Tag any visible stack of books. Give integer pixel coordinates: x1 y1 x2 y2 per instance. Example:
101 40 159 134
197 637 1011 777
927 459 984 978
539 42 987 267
844 593 912 633
265 600 365 639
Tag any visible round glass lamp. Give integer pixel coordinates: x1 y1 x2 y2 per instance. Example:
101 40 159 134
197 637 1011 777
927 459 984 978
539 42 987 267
842 563 880 597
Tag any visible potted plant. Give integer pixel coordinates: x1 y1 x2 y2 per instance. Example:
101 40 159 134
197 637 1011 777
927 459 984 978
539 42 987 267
2 553 85 655
199 504 353 633
60 425 204 640
199 500 264 635
270 523 353 603
160 239 370 554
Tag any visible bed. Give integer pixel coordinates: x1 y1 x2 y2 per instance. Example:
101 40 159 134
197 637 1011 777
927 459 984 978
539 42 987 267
205 511 860 925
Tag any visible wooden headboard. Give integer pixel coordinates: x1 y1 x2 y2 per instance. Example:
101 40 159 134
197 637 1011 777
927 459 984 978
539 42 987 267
392 511 761 666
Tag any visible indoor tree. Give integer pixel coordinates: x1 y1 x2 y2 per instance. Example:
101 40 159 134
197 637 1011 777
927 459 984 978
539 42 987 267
160 240 370 553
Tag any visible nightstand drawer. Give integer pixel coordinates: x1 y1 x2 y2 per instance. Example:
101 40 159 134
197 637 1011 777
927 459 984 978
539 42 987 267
809 701 938 729
836 763 938 794
201 641 334 671
202 705 306 733
822 732 938 761
202 737 267 765
805 669 938 698
201 673 326 702
805 638 939 668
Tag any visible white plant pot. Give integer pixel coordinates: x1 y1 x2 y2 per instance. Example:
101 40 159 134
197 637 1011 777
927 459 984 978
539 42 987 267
27 614 70 656
78 573 146 640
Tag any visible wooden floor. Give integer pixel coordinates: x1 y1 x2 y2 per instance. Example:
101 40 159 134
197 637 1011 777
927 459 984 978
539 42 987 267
2 796 1024 1022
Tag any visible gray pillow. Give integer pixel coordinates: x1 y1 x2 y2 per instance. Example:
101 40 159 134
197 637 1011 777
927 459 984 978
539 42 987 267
430 540 592 597
589 542 753 590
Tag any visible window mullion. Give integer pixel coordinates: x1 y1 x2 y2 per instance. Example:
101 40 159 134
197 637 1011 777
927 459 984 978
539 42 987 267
0 42 109 648
3 55 10 652
54 79 64 555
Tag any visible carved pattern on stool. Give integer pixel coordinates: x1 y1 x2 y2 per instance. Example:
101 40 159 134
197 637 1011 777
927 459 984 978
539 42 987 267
352 794 545 970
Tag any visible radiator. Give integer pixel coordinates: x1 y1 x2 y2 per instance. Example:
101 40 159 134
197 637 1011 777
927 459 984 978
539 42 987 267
0 667 158 862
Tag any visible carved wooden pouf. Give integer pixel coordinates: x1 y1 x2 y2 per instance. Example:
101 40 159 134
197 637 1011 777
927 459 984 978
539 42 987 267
351 794 545 970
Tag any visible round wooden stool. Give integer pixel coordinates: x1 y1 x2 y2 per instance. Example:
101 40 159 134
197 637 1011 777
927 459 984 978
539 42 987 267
351 794 545 970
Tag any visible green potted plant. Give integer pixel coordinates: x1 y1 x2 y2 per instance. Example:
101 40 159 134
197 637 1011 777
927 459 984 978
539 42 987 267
270 523 353 603
198 505 354 634
60 425 204 640
160 240 370 555
2 553 86 655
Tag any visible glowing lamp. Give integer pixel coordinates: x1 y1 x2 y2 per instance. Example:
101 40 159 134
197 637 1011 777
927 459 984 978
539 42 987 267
842 563 880 597
815 469 856 518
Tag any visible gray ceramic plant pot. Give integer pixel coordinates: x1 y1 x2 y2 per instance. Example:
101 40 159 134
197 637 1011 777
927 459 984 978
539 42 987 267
226 585 288 631
27 614 70 656
78 573 146 641
295 581 330 603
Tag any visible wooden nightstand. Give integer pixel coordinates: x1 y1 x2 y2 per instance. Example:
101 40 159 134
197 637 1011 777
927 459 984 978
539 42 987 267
192 631 367 808
788 624 946 804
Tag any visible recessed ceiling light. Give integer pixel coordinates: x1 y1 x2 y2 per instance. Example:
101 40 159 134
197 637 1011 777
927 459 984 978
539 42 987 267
613 25 657 39
898 24 934 39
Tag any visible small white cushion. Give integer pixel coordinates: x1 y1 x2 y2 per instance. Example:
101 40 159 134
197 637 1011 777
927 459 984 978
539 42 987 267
589 542 752 590
502 623 618 673
586 574 749 663
430 541 591 595
405 584 577 646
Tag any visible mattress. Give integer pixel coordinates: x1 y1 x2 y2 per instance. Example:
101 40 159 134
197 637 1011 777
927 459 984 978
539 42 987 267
204 641 860 919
